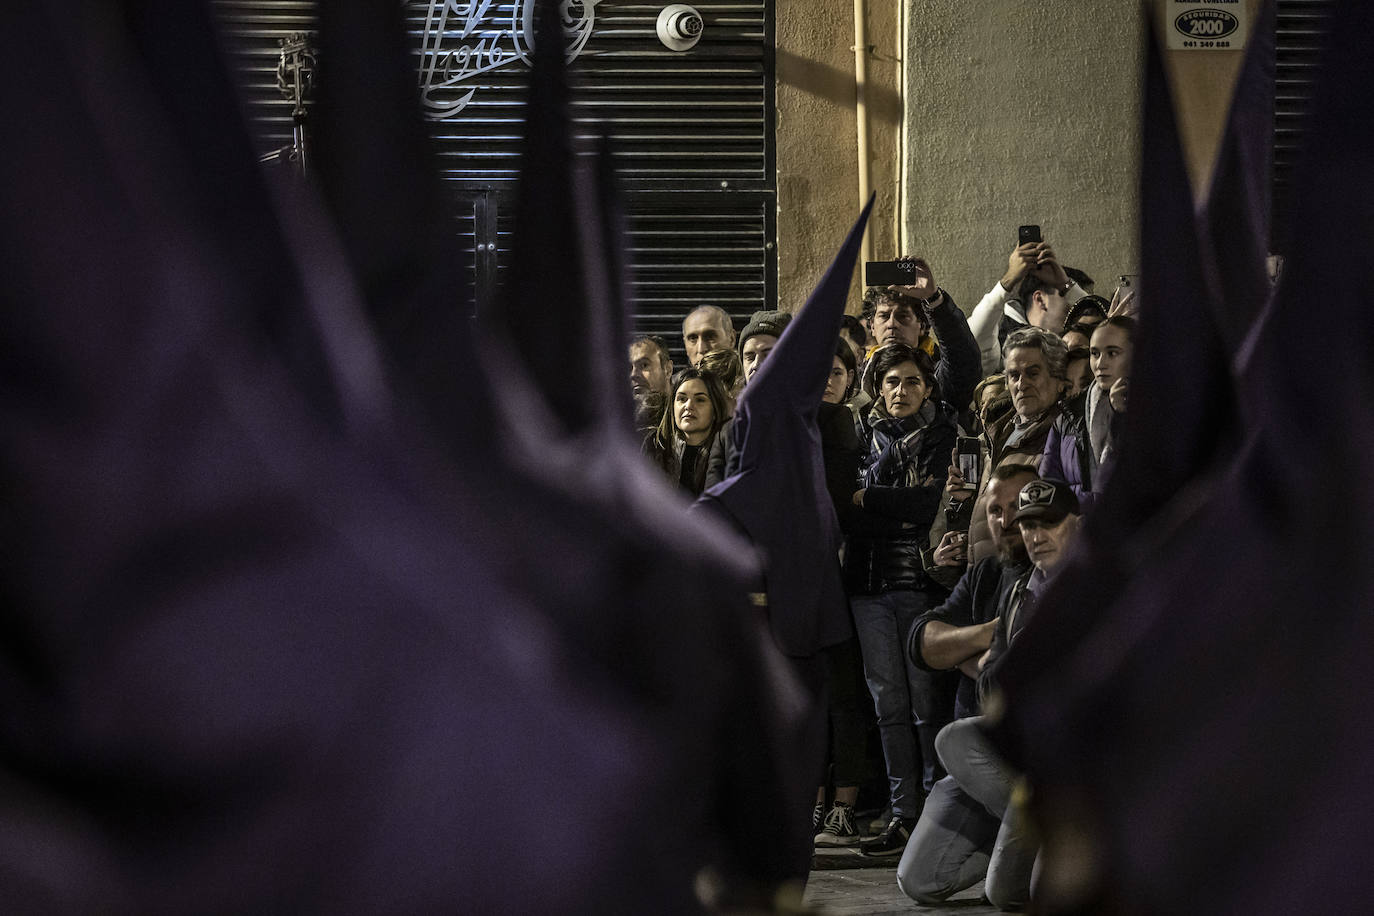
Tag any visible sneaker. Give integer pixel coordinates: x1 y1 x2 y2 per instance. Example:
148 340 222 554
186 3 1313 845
859 815 916 857
812 802 825 833
867 805 893 833
814 802 859 847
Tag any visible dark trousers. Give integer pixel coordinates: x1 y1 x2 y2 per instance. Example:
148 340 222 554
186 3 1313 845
820 636 868 789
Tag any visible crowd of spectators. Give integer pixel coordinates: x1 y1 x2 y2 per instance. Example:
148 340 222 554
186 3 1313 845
627 236 1137 910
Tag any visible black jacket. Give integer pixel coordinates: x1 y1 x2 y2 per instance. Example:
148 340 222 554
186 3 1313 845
703 414 736 491
909 554 1030 720
842 400 958 595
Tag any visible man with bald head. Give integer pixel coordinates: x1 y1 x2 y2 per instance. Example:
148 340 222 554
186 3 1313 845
682 304 736 367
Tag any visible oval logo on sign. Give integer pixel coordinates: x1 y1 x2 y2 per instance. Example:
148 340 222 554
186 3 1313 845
1174 9 1240 40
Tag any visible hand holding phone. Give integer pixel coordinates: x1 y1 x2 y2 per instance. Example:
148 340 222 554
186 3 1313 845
1108 280 1139 318
933 529 968 568
866 257 938 302
945 461 971 501
956 436 982 491
865 260 917 287
1002 242 1041 290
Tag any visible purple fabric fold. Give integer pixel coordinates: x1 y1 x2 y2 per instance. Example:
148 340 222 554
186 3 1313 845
991 2 1374 911
0 0 801 910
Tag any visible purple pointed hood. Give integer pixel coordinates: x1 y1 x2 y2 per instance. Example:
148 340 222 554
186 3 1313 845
0 0 804 910
696 198 873 657
491 0 599 436
309 0 497 450
990 2 1374 910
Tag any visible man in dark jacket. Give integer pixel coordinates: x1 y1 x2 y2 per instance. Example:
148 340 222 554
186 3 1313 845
908 464 1038 720
897 476 1079 910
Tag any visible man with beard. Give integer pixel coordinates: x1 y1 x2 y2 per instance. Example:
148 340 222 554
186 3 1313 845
883 464 1037 901
911 464 1037 721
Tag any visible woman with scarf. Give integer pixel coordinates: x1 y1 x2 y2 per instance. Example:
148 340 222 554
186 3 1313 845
842 344 959 857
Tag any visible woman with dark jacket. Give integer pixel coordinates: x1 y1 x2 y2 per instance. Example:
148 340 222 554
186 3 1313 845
642 367 731 496
841 344 959 856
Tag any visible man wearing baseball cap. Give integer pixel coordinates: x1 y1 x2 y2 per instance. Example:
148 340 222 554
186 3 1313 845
1010 478 1080 579
978 478 1081 684
896 479 1080 910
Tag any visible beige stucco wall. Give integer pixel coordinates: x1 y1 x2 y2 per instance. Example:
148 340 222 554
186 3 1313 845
776 1 1145 314
900 3 1145 307
774 2 1279 317
774 0 902 313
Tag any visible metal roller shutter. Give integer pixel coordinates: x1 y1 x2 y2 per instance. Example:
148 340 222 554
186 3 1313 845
1274 0 1335 253
212 0 776 365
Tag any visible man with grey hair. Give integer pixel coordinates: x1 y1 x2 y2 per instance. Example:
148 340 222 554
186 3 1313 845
948 327 1067 567
682 304 737 367
999 327 1068 429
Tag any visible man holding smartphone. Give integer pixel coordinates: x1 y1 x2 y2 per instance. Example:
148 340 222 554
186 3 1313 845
861 256 982 421
966 229 1091 375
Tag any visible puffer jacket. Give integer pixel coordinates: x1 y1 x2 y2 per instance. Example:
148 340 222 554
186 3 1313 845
1041 391 1099 512
842 399 958 595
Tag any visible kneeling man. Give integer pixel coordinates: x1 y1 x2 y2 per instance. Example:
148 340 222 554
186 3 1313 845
897 479 1080 910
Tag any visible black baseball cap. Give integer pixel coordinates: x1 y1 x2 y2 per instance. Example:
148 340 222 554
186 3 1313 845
1016 479 1080 524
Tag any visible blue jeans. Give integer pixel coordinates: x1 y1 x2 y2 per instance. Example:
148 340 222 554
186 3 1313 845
896 774 997 903
895 718 1038 909
851 590 957 818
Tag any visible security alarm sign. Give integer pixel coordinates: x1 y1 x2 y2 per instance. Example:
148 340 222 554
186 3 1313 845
1168 0 1248 50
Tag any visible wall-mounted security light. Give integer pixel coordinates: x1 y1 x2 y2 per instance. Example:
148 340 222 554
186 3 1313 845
657 4 703 52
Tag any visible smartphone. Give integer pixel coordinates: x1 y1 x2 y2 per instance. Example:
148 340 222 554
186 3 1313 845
1118 274 1139 290
1018 224 1042 246
865 260 918 287
956 436 982 491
